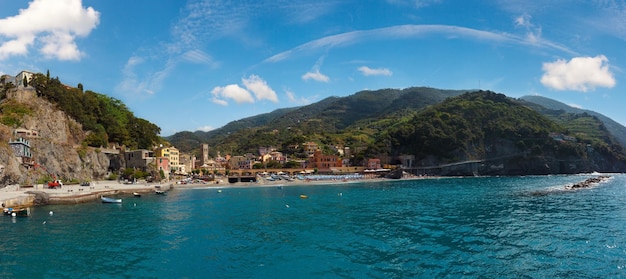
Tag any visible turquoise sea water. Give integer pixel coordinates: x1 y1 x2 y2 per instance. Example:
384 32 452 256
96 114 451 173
2 174 626 278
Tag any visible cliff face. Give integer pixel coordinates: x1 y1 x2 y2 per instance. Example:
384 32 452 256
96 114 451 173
0 89 113 187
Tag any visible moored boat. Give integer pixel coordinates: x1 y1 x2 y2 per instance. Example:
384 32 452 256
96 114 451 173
101 196 122 203
3 207 30 217
133 192 141 197
155 190 166 195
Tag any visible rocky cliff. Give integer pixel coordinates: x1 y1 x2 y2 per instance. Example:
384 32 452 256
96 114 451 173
0 89 115 187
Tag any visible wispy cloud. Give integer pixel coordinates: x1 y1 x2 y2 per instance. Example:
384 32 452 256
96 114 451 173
181 49 219 67
541 55 616 92
0 0 100 60
358 66 393 76
285 88 315 105
265 24 576 63
171 0 338 50
115 56 177 97
594 1 626 41
387 0 442 9
116 49 218 97
513 13 543 44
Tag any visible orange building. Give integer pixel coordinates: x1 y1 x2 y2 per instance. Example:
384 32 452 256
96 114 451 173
309 150 342 170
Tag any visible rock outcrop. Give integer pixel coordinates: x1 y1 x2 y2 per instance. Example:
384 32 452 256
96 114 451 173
0 89 113 187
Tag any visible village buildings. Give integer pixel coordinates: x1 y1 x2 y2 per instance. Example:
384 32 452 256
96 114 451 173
3 71 383 178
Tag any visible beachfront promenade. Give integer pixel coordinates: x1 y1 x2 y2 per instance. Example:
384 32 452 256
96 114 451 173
0 173 396 208
0 181 164 208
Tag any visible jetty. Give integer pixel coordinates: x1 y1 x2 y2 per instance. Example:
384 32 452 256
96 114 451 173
569 175 611 189
0 181 171 209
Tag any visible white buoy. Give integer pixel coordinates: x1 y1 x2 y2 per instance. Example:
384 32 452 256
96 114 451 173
338 193 343 196
42 221 46 224
11 212 16 217
285 204 290 208
49 211 53 216
218 189 222 193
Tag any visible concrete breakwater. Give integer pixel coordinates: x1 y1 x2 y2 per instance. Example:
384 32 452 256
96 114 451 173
1 182 171 208
569 175 611 189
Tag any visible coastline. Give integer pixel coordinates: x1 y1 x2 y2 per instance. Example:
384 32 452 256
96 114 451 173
0 175 425 208
0 173 611 209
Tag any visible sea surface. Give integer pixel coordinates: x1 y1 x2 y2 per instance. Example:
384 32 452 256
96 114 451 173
2 174 626 278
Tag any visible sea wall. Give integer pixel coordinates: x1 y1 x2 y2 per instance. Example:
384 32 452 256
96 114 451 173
1 195 34 208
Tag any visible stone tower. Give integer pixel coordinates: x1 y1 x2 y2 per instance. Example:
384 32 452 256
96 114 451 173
201 144 209 165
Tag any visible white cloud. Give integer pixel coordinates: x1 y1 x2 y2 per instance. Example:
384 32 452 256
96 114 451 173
210 75 278 105
302 70 330 82
358 66 393 76
302 56 330 82
540 55 616 92
242 75 278 102
0 0 99 60
196 125 214 132
211 84 255 104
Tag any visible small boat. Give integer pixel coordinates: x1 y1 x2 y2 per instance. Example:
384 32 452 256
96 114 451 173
133 192 142 197
155 190 166 195
101 196 122 203
3 207 30 217
300 194 308 199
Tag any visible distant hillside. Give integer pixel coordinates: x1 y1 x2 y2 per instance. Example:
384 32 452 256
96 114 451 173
166 87 626 174
167 87 467 153
520 95 626 148
380 91 626 174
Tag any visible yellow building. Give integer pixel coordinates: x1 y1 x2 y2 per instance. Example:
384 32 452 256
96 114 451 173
154 146 180 173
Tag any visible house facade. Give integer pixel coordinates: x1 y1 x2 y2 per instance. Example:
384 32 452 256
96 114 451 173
309 150 342 170
125 149 155 171
9 137 32 165
154 146 180 172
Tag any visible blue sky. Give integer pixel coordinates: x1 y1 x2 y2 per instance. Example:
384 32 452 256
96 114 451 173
1 0 625 136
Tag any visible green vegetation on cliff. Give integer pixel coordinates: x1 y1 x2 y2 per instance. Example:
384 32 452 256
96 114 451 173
26 72 161 149
382 91 564 161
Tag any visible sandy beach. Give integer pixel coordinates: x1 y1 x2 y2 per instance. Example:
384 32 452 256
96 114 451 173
0 175 415 208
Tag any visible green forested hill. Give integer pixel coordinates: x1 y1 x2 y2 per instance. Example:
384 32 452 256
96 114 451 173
520 95 626 148
166 87 626 173
380 91 564 161
168 87 467 154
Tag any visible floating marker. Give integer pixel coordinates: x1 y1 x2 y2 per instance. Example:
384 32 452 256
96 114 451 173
285 204 290 208
49 211 53 216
